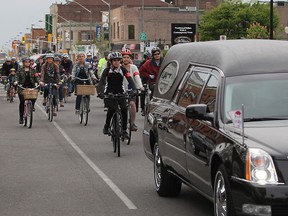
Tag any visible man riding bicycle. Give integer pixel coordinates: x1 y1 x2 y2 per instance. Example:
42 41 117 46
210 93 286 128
98 51 137 139
39 53 61 116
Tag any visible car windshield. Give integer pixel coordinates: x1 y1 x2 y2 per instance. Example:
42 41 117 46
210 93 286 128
223 73 288 123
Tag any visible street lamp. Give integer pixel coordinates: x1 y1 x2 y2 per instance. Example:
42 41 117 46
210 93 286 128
66 0 92 47
50 13 72 51
102 0 111 49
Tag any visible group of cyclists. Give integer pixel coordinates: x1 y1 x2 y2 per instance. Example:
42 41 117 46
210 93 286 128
0 46 164 140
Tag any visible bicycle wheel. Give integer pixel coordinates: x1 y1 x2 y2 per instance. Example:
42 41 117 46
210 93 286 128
110 114 117 153
23 102 28 127
115 112 121 157
9 88 14 103
79 97 84 124
49 96 54 122
83 96 89 126
26 101 33 128
126 107 132 145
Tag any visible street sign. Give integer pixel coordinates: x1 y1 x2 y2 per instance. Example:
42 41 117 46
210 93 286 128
139 32 147 41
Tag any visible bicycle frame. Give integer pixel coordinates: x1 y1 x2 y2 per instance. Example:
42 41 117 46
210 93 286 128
44 83 58 122
75 77 91 126
105 93 130 157
18 85 40 128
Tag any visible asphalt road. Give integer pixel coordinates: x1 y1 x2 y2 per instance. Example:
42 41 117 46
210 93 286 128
0 83 213 216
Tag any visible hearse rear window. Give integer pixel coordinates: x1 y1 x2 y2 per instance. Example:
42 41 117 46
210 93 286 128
158 61 178 95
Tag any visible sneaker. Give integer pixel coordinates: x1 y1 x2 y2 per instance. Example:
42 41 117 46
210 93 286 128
141 109 145 116
104 107 108 112
130 123 138 131
33 107 36 112
75 110 80 115
60 102 64 107
19 118 23 124
103 124 109 135
42 98 47 106
53 109 57 116
123 131 130 140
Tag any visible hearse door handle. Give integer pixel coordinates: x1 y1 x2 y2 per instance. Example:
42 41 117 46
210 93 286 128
167 118 174 128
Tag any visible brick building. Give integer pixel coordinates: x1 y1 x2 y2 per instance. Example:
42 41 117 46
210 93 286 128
49 0 218 57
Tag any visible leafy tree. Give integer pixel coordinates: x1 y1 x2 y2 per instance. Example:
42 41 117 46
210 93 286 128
199 0 279 41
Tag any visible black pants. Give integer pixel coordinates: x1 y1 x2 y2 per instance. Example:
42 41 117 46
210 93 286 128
104 98 128 131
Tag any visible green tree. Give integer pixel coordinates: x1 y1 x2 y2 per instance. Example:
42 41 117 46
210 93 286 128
199 0 279 41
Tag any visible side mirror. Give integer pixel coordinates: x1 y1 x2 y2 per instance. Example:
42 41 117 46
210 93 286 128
185 104 208 120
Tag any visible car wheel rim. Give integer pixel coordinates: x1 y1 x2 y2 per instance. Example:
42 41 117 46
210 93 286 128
154 146 161 189
215 172 227 216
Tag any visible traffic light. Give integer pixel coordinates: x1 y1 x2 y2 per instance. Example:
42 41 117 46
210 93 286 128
22 35 26 44
57 35 62 42
48 34 52 42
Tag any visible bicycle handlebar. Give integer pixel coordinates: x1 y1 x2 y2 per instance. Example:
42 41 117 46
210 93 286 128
18 85 40 90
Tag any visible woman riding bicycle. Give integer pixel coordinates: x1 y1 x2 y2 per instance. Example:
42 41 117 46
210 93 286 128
39 53 61 116
14 57 39 124
98 51 137 139
71 52 97 114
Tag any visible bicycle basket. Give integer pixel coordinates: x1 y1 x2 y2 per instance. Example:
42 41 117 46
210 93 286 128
22 89 39 100
77 85 95 95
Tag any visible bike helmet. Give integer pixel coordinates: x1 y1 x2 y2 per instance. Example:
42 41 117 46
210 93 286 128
11 57 16 61
104 50 111 57
54 56 61 62
5 57 11 61
87 51 92 56
143 51 152 59
121 49 132 56
151 47 161 55
21 57 30 62
109 51 122 61
62 54 69 58
45 53 54 59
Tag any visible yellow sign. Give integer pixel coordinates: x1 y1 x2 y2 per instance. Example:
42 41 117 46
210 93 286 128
48 34 52 42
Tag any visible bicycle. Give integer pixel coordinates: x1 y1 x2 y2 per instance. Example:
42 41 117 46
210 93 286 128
18 85 39 128
61 74 69 103
105 92 131 157
75 77 95 126
44 83 59 122
7 83 15 103
141 84 151 116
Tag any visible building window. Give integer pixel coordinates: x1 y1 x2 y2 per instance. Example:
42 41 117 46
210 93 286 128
128 25 135 40
113 23 116 39
81 32 88 41
117 22 120 39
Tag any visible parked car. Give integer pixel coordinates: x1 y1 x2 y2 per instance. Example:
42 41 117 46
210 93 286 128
143 40 288 216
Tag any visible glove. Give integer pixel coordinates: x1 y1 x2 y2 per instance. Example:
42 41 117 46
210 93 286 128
98 93 104 99
14 81 18 86
149 74 155 79
131 90 138 98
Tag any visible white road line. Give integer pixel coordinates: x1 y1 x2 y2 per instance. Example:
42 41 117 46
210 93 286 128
36 103 138 210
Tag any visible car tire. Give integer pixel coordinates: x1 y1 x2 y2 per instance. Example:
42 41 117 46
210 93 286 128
153 143 181 197
214 165 235 216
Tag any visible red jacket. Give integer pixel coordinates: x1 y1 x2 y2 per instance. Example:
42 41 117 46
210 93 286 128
139 58 163 84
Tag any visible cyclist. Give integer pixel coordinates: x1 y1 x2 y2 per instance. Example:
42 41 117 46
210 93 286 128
11 57 19 71
121 49 144 131
6 68 16 101
14 57 39 124
97 50 110 78
85 52 93 64
139 47 163 98
139 50 152 116
29 57 37 69
60 54 73 96
98 51 137 139
54 56 65 107
1 57 13 77
39 53 61 116
71 52 97 114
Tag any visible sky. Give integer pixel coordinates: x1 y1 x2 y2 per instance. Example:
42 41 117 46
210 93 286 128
0 0 65 52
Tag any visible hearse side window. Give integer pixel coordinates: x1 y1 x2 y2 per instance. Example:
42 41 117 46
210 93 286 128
157 61 178 95
200 75 218 113
178 71 209 108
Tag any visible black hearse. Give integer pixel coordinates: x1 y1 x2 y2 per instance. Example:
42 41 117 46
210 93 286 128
143 40 288 216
